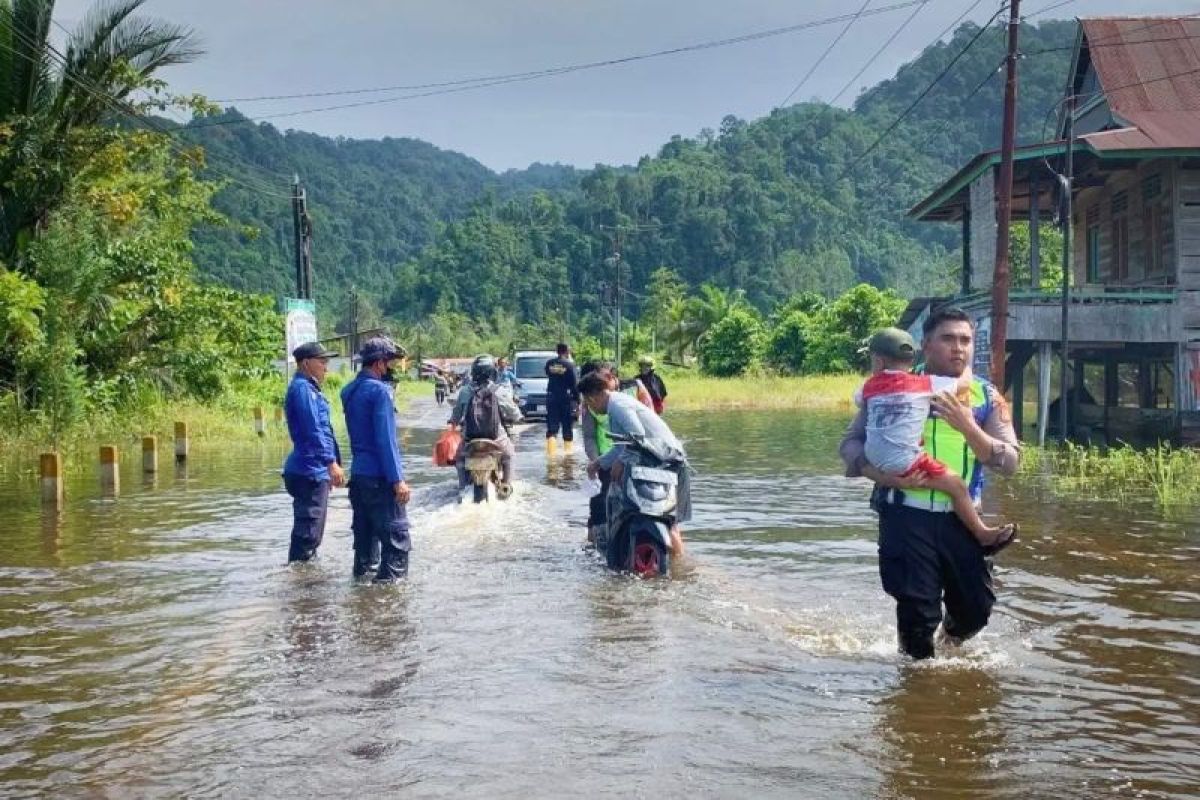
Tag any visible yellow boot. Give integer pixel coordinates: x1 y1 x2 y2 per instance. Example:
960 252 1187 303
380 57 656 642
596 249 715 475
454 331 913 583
546 437 558 457
563 438 574 453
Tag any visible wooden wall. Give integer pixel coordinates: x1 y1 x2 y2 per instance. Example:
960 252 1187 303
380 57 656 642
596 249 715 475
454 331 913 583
1072 159 1177 288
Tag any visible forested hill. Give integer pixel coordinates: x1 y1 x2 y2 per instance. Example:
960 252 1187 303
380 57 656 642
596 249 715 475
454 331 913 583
186 19 1075 327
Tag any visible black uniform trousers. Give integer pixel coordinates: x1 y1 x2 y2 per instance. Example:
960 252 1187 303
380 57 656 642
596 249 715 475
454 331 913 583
877 496 995 659
348 476 412 581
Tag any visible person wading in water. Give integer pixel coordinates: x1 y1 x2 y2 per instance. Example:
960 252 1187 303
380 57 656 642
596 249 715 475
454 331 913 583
839 307 1020 659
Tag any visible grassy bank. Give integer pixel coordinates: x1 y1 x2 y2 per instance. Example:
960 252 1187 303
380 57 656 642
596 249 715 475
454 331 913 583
0 374 425 477
662 373 860 411
1020 442 1200 509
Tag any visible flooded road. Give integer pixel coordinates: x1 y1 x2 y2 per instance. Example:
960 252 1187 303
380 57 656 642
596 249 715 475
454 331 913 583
1 398 1198 798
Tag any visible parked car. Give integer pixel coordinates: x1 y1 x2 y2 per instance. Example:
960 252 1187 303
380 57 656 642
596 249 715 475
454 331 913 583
512 349 557 419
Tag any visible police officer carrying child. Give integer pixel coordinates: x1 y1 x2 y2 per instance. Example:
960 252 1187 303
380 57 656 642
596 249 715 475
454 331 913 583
341 337 413 582
283 341 345 563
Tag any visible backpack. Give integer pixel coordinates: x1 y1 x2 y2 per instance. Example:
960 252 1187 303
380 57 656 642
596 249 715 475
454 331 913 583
464 384 502 440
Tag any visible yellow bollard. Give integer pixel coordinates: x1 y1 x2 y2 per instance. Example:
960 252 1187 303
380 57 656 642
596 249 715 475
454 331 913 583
40 452 63 506
174 421 189 462
142 436 158 474
99 445 120 496
254 406 265 437
274 407 284 424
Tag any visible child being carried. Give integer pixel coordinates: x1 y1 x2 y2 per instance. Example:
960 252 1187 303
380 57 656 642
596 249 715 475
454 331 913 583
857 327 1017 553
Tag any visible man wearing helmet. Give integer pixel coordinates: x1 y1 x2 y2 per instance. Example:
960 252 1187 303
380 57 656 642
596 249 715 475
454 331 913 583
638 356 668 415
450 354 523 491
342 336 412 582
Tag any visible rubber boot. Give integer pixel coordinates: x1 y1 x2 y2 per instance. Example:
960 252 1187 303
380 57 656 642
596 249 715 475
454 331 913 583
563 439 573 453
546 437 557 457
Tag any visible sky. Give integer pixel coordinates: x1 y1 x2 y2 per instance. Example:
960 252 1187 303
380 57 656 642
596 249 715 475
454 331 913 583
54 0 1200 171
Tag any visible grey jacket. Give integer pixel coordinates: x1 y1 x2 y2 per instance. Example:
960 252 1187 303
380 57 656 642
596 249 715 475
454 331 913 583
451 381 522 440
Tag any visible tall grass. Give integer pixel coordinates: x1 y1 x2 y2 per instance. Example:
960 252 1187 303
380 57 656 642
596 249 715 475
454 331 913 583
1023 442 1200 509
663 373 861 411
0 374 425 477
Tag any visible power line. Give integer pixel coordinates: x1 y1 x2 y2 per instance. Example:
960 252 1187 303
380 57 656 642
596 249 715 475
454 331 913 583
829 0 931 106
847 4 1010 169
2 16 292 199
777 0 875 109
1022 0 1076 19
199 0 928 110
45 16 293 192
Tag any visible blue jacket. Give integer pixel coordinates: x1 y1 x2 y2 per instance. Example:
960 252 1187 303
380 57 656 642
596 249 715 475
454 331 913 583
283 373 340 480
341 371 405 483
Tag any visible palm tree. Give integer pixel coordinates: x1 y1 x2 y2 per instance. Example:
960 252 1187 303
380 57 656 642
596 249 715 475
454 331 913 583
0 0 200 264
664 284 751 360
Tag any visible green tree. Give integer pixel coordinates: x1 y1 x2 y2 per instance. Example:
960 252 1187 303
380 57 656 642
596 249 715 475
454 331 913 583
802 283 906 373
698 309 764 377
0 0 201 265
765 311 810 374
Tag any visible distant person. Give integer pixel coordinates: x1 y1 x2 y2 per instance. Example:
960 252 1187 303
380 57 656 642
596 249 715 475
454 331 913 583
434 370 449 406
855 328 1016 550
341 337 412 582
282 342 345 563
496 357 520 395
638 356 669 415
614 365 654 409
451 355 523 490
544 342 578 453
840 307 1020 660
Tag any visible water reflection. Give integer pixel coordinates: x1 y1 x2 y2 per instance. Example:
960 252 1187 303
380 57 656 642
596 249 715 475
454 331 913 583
876 666 1006 799
0 403 1196 797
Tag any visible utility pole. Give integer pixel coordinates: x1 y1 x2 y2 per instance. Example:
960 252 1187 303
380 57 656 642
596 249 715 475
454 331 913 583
1058 96 1075 444
614 227 623 368
989 0 1021 388
291 175 314 299
347 285 360 357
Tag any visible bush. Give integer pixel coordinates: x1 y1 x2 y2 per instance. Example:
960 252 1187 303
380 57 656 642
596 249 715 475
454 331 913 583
698 309 764 377
765 311 809 374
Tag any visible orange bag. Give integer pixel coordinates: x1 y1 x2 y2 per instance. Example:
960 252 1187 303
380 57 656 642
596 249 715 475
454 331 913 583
433 425 462 467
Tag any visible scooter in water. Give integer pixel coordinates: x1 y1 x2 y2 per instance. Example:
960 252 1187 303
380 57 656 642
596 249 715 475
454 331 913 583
462 438 514 504
598 433 684 578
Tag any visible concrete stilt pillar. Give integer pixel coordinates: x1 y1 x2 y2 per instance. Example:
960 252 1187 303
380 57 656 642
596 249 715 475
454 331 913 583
174 422 189 462
142 436 158 474
99 445 120 497
40 452 63 506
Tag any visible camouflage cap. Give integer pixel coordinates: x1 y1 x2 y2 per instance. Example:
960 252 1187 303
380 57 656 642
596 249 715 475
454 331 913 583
867 327 917 360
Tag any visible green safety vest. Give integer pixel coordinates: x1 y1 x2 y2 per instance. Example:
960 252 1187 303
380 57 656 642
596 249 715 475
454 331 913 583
919 376 993 508
590 408 613 456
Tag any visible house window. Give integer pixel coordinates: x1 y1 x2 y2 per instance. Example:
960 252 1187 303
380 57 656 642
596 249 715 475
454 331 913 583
1110 191 1129 281
1142 174 1162 201
1086 225 1101 283
1144 204 1163 276
1112 217 1130 280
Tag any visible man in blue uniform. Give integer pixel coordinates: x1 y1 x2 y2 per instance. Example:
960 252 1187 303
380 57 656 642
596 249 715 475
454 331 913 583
283 341 344 563
544 342 578 452
341 337 412 582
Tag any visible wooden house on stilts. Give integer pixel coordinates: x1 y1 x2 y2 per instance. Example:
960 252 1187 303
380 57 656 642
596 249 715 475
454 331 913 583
906 16 1200 445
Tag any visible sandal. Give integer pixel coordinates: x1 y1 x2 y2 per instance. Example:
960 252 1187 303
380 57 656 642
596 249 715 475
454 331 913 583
982 523 1018 556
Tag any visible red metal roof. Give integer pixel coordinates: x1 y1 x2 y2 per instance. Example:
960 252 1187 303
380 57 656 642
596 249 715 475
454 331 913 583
1080 16 1200 149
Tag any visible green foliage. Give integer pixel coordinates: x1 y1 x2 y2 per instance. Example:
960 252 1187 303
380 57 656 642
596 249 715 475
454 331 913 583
177 21 1077 329
698 309 764 377
1010 221 1066 289
802 284 907 374
765 311 811 374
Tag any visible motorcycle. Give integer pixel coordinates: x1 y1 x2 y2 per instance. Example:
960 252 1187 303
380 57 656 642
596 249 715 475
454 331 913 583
599 433 684 578
462 438 514 504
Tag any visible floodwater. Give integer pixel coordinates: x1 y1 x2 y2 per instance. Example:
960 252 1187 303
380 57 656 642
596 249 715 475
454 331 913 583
1 398 1198 798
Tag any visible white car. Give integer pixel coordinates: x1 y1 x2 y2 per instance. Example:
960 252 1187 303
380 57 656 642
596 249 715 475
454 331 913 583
512 349 558 419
